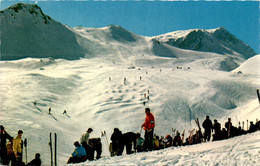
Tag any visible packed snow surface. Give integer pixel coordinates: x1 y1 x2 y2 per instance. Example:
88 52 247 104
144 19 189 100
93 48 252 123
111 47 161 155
74 131 260 166
0 53 259 165
232 54 260 75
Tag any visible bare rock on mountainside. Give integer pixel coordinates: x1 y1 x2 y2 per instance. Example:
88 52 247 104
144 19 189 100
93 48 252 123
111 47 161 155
153 27 256 59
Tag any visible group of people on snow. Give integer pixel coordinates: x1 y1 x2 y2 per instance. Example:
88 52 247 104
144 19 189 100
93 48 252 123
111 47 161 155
0 126 41 166
67 107 155 164
2 107 259 165
67 107 260 164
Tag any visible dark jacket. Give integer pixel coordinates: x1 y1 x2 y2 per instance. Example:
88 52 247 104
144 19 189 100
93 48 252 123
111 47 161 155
0 130 13 147
202 119 213 131
213 122 221 133
27 158 41 166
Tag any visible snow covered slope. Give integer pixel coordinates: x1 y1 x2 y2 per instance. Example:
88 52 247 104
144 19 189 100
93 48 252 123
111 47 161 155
78 131 260 166
153 27 256 59
232 54 260 75
0 54 259 165
0 3 104 60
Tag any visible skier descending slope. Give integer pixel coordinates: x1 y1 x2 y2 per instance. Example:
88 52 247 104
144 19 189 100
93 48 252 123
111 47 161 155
141 108 155 151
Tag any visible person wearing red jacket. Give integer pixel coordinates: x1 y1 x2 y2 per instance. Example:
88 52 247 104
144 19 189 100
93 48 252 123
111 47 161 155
141 108 155 151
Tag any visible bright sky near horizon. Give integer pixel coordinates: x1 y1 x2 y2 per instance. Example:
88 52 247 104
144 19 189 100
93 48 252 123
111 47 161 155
0 0 259 54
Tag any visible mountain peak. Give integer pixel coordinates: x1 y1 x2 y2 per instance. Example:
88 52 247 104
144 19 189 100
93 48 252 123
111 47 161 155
105 24 140 43
1 3 52 24
153 27 256 59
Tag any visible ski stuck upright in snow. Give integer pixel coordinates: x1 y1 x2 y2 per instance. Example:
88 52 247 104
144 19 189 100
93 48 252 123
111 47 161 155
49 132 57 166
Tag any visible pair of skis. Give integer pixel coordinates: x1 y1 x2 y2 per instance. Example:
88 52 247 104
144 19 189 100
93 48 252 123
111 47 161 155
49 133 57 166
101 131 110 153
195 118 204 142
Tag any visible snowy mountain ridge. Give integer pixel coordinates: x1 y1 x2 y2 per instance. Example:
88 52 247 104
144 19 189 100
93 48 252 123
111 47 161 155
152 27 256 59
0 3 256 66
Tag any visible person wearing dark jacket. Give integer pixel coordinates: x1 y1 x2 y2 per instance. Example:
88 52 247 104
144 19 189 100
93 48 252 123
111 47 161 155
212 119 221 141
88 138 102 160
249 121 257 133
173 132 182 146
225 118 233 138
202 116 213 142
110 128 122 156
118 132 137 155
0 125 13 165
27 153 41 166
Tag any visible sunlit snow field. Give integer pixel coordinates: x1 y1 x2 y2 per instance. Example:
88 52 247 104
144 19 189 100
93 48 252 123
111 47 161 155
0 54 259 165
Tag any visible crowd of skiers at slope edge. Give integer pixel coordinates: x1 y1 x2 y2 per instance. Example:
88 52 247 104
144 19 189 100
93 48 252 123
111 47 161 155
0 126 41 166
1 108 260 165
66 108 260 164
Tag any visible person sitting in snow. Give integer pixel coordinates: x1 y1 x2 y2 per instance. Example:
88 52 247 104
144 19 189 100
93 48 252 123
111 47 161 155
153 136 160 150
67 141 87 164
27 153 41 166
135 133 144 152
164 135 173 147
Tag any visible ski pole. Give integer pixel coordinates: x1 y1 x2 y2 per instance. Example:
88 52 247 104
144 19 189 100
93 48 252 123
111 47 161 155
54 133 57 166
24 138 27 164
257 89 260 106
247 120 248 131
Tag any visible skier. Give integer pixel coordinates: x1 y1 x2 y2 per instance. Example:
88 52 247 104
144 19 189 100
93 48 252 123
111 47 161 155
135 133 144 152
225 118 233 138
141 108 155 151
110 128 122 156
249 121 257 133
13 130 24 166
202 115 213 142
0 125 13 165
67 141 87 164
212 119 221 141
80 128 93 158
6 140 15 165
48 107 51 114
153 136 160 150
118 132 137 155
63 110 67 115
26 153 41 166
33 100 37 106
88 138 102 160
164 135 173 147
172 132 182 147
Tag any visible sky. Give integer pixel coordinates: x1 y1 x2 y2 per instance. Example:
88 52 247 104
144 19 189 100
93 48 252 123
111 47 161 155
0 0 259 54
